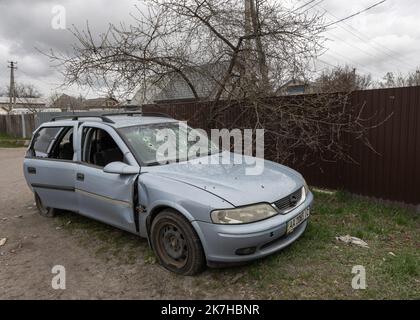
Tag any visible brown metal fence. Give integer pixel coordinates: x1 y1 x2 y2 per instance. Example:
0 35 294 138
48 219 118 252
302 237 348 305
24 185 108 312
1 87 418 206
144 86 420 206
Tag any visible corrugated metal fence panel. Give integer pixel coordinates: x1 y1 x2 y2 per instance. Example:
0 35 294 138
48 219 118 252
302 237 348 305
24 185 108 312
293 87 420 205
144 87 420 205
300 87 420 205
343 86 420 205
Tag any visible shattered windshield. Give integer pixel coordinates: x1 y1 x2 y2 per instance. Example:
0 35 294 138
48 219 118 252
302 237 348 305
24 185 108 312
119 122 219 165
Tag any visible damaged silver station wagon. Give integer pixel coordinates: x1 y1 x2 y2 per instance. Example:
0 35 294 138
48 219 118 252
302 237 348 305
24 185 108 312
23 112 313 275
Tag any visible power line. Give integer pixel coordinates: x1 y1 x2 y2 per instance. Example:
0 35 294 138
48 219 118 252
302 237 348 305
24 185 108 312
293 0 326 15
324 0 387 28
322 32 410 73
292 0 385 73
295 1 416 77
316 3 416 70
315 57 337 69
292 0 319 13
295 0 408 72
314 52 375 76
325 33 377 59
322 49 379 75
302 0 325 13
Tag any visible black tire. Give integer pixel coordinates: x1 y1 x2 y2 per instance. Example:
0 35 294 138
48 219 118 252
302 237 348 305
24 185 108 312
150 210 206 276
34 193 57 218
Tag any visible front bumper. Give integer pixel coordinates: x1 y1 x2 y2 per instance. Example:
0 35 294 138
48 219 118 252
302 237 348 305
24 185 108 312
193 191 314 264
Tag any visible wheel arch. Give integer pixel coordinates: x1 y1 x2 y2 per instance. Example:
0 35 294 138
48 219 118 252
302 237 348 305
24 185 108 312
146 202 195 236
144 202 209 260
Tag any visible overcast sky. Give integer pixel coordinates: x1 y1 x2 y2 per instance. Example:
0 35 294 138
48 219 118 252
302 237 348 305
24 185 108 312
0 0 419 99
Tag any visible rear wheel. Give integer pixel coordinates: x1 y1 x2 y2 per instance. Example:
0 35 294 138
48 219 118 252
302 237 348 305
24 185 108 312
151 210 205 275
34 193 57 218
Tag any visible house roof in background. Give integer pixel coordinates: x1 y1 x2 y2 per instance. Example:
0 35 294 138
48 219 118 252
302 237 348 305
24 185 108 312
276 79 315 96
0 96 47 105
132 62 229 104
82 97 119 108
51 94 81 108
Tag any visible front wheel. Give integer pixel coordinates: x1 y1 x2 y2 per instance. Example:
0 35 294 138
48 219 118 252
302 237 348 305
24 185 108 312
34 193 57 218
150 210 206 275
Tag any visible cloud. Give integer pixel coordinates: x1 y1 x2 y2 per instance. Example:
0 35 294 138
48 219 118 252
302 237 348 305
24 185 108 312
0 0 419 98
0 0 139 97
318 0 420 76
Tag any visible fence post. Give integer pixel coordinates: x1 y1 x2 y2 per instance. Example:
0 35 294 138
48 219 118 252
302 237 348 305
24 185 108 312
21 113 26 138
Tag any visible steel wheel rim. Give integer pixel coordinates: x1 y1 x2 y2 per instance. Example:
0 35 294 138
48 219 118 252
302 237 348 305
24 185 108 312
156 222 188 269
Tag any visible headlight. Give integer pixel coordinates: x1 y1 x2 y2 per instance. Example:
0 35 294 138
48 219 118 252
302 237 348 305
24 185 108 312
302 181 311 203
211 203 278 225
302 183 308 202
303 180 309 194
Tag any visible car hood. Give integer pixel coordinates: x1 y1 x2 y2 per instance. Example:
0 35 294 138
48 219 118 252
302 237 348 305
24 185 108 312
143 152 304 207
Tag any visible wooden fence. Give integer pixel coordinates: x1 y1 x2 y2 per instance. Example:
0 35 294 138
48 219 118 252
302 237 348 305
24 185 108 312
0 112 110 139
0 114 35 139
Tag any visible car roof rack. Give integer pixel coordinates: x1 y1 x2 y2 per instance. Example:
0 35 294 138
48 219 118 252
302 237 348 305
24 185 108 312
51 111 173 125
51 115 116 124
102 111 172 119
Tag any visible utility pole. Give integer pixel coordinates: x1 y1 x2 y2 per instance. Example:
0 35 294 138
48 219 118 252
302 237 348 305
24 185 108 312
8 61 17 110
244 0 270 93
244 0 253 82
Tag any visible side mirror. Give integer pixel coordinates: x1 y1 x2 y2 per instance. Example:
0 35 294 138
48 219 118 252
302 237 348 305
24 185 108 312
103 162 139 175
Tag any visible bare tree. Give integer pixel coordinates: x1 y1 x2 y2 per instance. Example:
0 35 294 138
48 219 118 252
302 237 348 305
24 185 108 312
47 0 325 99
48 92 62 107
47 0 390 163
314 66 372 93
0 86 7 97
15 83 42 99
377 69 420 88
1 83 43 113
49 92 84 112
407 70 420 86
15 83 43 113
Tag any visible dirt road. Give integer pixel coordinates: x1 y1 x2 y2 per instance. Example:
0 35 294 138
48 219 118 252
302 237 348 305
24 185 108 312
0 148 245 299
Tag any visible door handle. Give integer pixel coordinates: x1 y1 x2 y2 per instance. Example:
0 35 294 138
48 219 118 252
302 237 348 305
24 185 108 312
28 167 36 174
76 173 85 181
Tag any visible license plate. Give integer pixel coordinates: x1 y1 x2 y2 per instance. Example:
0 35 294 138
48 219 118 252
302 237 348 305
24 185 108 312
286 208 310 235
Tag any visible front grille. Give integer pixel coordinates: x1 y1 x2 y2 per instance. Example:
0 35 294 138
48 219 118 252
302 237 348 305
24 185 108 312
273 188 303 214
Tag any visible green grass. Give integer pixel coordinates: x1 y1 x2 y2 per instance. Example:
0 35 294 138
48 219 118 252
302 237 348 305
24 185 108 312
0 133 28 148
0 133 11 139
55 189 419 299
227 190 420 299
